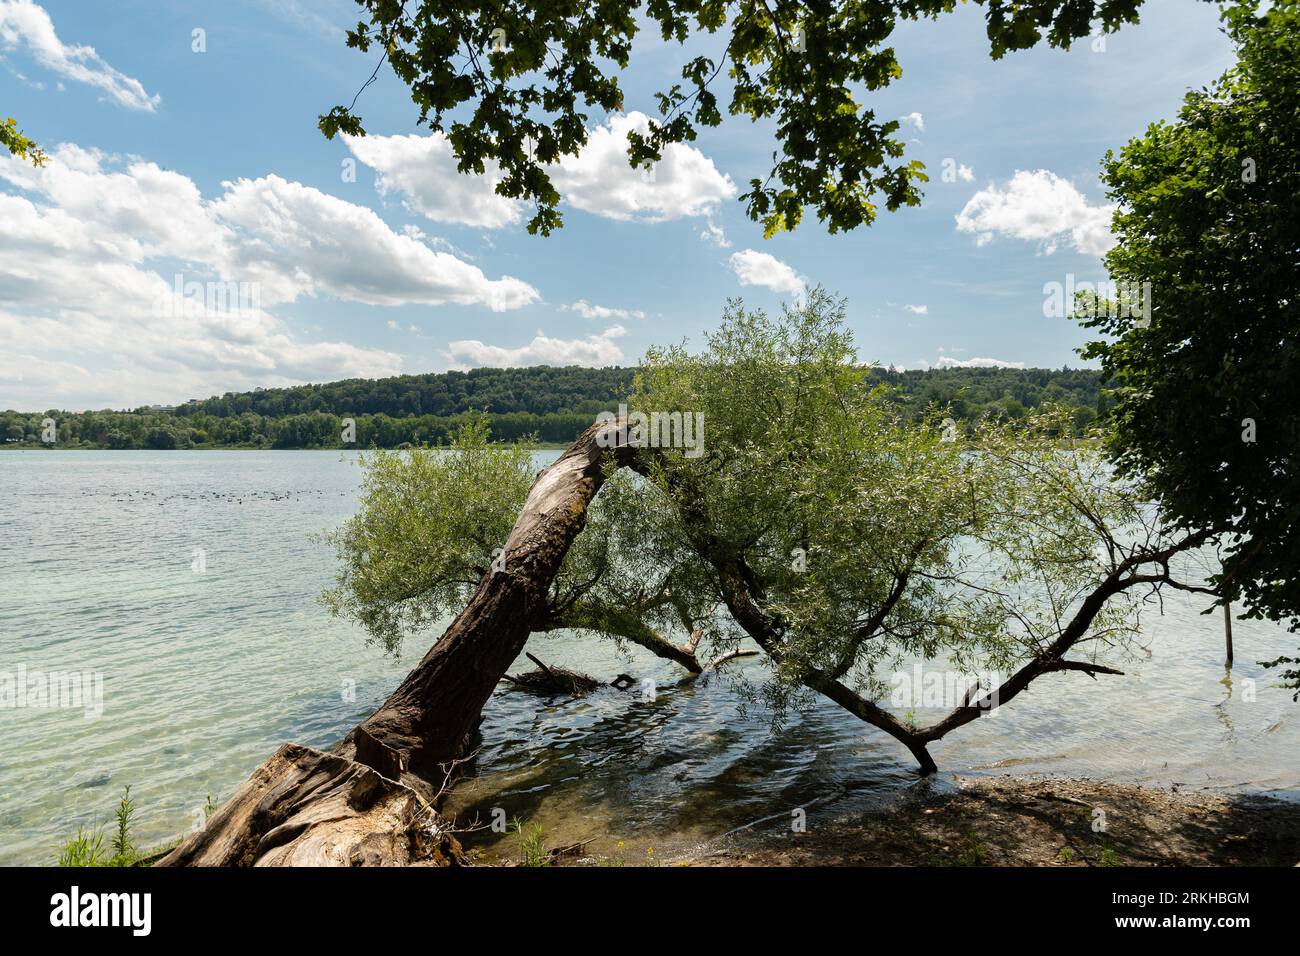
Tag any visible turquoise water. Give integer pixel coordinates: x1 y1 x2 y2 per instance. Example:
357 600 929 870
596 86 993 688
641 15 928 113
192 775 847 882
1 449 1297 865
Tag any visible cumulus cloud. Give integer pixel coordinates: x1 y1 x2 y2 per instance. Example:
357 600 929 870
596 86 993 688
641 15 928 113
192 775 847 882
932 355 1026 369
445 326 628 368
699 217 731 248
901 112 925 132
551 111 736 222
0 0 160 111
728 249 806 297
0 143 540 407
904 304 928 315
345 112 735 228
563 299 646 321
212 175 537 310
0 348 98 406
343 132 522 229
955 170 1115 256
0 196 402 408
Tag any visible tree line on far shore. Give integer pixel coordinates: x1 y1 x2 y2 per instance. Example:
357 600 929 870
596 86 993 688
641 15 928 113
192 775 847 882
2 365 1107 450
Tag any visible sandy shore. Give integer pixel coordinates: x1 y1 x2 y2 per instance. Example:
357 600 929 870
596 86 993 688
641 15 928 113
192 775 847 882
673 776 1300 867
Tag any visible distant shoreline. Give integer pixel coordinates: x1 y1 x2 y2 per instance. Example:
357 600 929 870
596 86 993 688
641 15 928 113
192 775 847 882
0 442 574 452
2 366 1107 451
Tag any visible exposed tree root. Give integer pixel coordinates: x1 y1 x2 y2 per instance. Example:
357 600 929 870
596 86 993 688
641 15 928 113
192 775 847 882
160 743 465 867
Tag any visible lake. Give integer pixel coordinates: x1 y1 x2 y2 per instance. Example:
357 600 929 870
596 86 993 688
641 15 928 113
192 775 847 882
1 449 1296 865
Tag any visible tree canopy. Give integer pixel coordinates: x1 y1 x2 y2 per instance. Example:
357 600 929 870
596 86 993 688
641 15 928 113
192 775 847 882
1077 0 1300 688
323 291 1212 770
320 0 1144 236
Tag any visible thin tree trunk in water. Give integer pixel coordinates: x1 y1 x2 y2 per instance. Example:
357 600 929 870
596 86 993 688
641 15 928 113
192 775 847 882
162 421 630 866
1224 601 1234 668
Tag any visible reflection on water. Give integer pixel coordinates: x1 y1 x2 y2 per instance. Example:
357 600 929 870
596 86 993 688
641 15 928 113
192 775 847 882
0 450 1296 865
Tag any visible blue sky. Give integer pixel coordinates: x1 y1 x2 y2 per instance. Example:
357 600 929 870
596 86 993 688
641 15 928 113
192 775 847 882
0 0 1235 409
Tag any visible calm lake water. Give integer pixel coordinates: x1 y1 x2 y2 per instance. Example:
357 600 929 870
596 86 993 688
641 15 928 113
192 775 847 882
1 449 1297 865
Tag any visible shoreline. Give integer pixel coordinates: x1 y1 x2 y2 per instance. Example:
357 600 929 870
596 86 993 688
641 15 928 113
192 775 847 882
50 774 1300 868
668 775 1300 867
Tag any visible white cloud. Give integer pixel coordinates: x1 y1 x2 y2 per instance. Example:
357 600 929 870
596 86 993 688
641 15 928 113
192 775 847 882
0 0 159 111
346 112 735 228
550 112 736 223
0 193 403 408
445 326 628 369
699 217 731 248
0 143 541 407
563 300 646 321
933 356 1026 369
256 0 348 38
904 304 928 315
212 175 538 310
901 112 925 132
954 164 975 183
728 249 806 297
955 170 1115 256
0 349 95 400
343 132 522 229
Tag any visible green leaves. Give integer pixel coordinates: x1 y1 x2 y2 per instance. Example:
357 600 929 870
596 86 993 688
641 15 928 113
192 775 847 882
318 106 366 140
1 115 46 166
1079 0 1300 652
322 0 1144 235
627 290 1142 713
320 417 536 654
323 290 1161 730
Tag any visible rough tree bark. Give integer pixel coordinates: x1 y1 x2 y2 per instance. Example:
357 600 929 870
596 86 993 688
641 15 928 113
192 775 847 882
162 421 632 866
160 743 465 866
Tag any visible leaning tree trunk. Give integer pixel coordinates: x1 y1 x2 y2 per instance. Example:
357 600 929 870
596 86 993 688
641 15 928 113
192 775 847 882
162 421 631 866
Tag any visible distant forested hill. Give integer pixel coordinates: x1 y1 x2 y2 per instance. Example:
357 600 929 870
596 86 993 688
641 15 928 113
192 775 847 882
2 365 1107 449
177 366 638 418
869 366 1110 430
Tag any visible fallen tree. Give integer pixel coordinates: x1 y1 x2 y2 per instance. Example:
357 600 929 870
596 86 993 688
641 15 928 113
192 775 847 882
160 743 464 866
